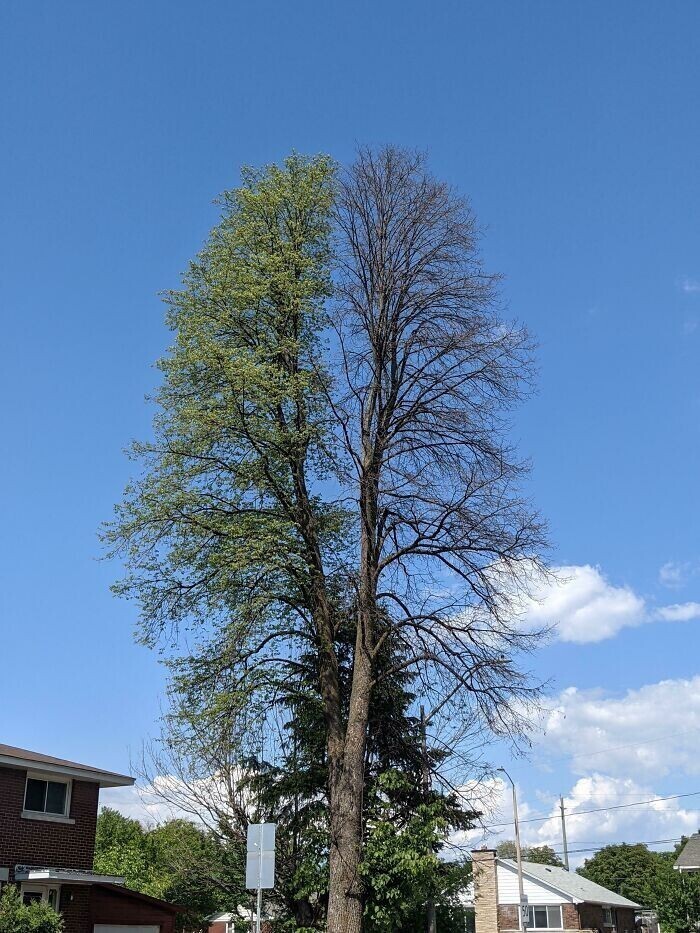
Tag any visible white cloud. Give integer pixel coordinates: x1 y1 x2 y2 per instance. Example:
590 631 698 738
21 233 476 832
660 560 700 589
100 782 180 825
539 676 700 779
529 774 700 867
520 564 700 643
657 601 700 622
450 777 535 855
450 771 700 868
680 278 700 294
660 561 690 588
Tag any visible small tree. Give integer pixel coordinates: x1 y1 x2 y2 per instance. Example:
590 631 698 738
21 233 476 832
526 846 564 867
496 841 562 867
0 886 63 933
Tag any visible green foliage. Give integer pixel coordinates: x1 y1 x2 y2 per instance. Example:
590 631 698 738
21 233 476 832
578 843 662 908
496 841 563 867
0 886 63 933
524 845 564 867
579 842 700 933
361 770 471 933
94 809 236 931
646 851 700 933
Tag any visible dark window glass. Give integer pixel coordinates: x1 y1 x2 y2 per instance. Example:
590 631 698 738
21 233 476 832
528 906 562 929
24 779 46 811
23 893 42 905
45 781 67 815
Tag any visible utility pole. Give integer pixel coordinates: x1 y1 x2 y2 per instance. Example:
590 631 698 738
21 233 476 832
559 796 569 870
498 768 527 932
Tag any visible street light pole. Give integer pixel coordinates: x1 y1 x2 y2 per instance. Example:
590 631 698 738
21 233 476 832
498 768 527 932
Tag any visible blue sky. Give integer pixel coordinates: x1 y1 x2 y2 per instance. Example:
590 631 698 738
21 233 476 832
2 0 699 860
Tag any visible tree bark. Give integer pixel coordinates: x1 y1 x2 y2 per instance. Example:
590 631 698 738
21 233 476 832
327 636 373 933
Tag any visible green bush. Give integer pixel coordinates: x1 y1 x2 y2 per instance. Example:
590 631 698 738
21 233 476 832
0 886 64 933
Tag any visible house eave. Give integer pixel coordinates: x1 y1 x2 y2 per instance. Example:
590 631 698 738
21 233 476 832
14 866 125 885
0 752 133 788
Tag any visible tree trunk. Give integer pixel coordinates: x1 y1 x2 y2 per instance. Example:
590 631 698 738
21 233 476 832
326 617 374 933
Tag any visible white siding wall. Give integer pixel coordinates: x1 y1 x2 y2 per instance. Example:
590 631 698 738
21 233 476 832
496 863 571 905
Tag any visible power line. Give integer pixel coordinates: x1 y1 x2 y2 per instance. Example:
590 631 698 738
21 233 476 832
455 836 683 860
542 837 682 856
478 790 700 830
548 726 700 764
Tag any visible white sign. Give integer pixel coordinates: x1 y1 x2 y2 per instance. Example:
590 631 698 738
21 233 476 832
246 823 276 890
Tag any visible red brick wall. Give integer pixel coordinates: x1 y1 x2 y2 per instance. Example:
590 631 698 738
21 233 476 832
90 886 175 933
578 905 636 933
499 902 581 931
615 908 636 933
498 902 635 933
0 765 99 877
59 885 92 933
498 905 520 929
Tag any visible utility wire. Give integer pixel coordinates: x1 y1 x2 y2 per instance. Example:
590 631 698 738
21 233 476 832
479 790 700 830
547 726 700 763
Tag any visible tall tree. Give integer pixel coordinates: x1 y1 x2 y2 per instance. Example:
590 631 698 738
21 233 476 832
107 147 546 933
140 624 477 929
322 146 546 931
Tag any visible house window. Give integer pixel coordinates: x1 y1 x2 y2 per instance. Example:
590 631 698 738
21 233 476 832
21 886 60 909
24 777 70 816
527 906 563 929
603 908 616 927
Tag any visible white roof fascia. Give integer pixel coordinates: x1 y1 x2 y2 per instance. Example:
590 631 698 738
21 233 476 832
0 753 133 788
15 868 125 885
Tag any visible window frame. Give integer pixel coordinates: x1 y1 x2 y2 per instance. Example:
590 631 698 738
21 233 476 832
526 905 564 930
20 884 61 910
22 773 72 821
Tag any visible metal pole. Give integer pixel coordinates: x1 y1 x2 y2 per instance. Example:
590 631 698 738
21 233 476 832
559 796 569 871
256 830 263 933
498 768 527 931
421 705 437 933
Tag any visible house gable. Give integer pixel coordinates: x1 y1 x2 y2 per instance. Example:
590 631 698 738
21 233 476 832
496 861 573 905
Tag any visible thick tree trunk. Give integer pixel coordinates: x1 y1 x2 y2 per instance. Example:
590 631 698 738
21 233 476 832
326 769 365 933
326 648 372 933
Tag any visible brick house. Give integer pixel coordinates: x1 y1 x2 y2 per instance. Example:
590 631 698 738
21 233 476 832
0 743 180 933
472 849 639 933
